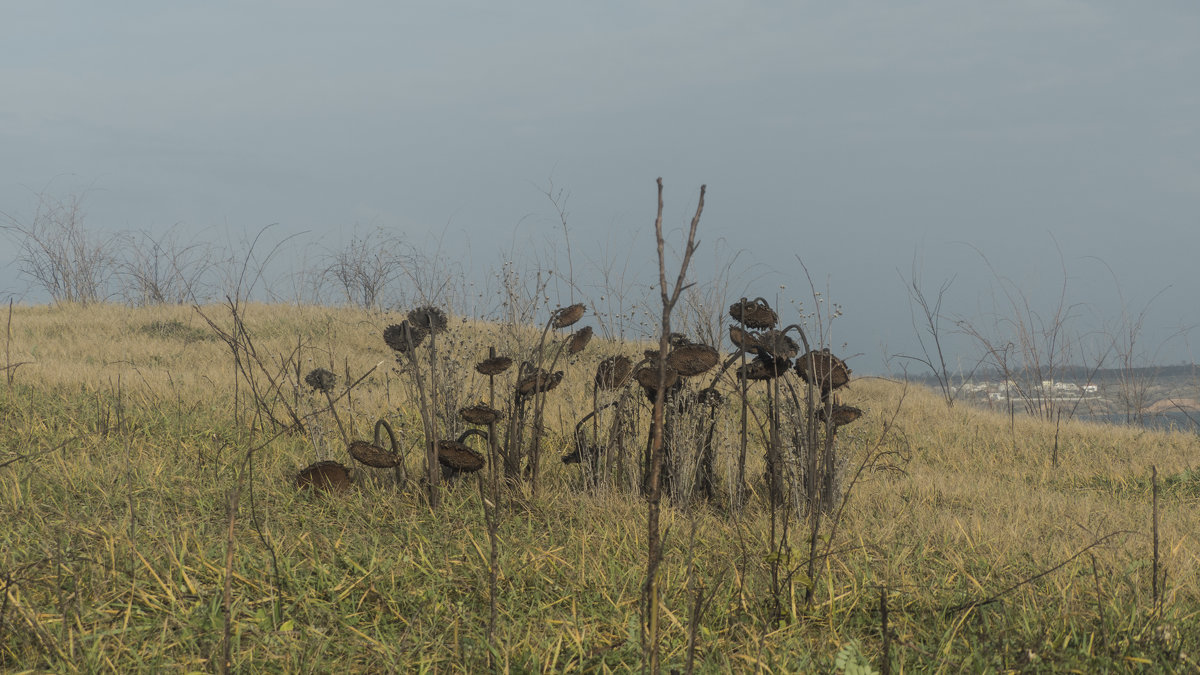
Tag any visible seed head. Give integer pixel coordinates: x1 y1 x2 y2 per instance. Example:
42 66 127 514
475 355 514 376
460 404 503 425
304 368 337 393
552 303 586 328
437 440 485 472
667 343 719 377
595 355 633 390
383 322 427 352
296 460 351 492
407 305 448 334
729 297 777 329
794 349 851 393
567 326 593 355
347 440 401 468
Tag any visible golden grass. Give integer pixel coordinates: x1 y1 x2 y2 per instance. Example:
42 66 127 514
1 302 1197 672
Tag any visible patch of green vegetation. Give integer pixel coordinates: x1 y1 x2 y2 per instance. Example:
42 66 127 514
1082 467 1200 498
136 319 213 343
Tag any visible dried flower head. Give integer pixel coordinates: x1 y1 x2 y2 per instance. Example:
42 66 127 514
296 460 351 492
757 330 799 359
697 387 725 406
817 404 864 427
667 343 719 377
794 349 851 393
383 322 427 352
460 404 503 425
475 356 514 376
595 355 633 390
635 365 680 390
552 303 586 328
729 297 777 329
561 444 599 466
737 355 791 381
516 369 564 396
566 324 595 355
304 368 337 393
347 440 402 468
437 440 485 472
729 325 760 352
567 326 593 355
638 371 682 404
406 305 448 334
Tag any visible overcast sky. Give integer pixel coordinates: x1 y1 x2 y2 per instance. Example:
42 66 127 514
3 2 1199 374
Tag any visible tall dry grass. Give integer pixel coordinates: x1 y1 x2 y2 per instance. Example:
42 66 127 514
1 302 1196 672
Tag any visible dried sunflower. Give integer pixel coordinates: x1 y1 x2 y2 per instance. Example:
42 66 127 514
816 404 863 427
551 303 586 328
516 369 564 396
437 440 485 473
567 326 593 355
729 325 760 352
347 440 402 468
794 349 851 393
635 364 680 390
757 330 799 359
737 355 791 381
595 355 633 390
304 368 337 393
667 343 719 377
383 321 427 353
729 297 777 329
460 404 503 425
407 305 448 334
296 460 351 492
475 356 514 376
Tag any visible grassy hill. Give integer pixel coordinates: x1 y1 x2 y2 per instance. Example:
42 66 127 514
1 302 1197 672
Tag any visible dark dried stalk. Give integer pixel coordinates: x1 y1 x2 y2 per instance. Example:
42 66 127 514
427 328 442 508
221 486 239 675
736 348 749 509
483 347 501 655
4 299 18 387
1152 465 1160 608
643 178 705 674
880 585 891 675
321 389 349 446
395 327 440 507
527 309 573 496
1090 553 1107 647
195 300 307 433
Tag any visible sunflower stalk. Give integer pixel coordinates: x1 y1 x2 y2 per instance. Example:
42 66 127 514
643 178 705 674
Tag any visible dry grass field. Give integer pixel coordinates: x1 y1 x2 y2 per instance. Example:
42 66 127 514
1 302 1197 672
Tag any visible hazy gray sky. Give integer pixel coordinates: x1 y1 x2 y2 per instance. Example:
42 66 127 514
3 2 1199 373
